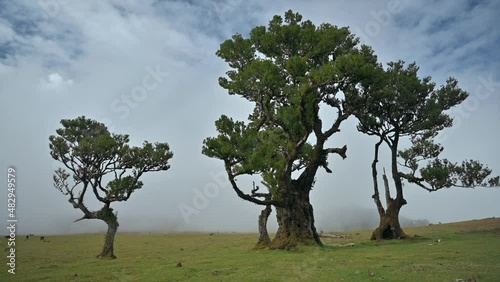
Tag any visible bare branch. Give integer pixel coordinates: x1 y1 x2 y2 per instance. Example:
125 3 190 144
382 168 393 206
251 182 270 198
324 145 347 159
324 111 349 138
371 137 386 216
74 215 88 223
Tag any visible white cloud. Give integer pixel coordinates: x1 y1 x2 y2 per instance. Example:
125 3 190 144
40 72 74 92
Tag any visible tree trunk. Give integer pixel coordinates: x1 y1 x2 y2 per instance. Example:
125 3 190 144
371 199 407 240
370 139 408 240
97 220 118 258
270 187 322 249
96 207 119 259
255 205 272 249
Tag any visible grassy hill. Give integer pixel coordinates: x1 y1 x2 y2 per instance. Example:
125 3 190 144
2 218 499 281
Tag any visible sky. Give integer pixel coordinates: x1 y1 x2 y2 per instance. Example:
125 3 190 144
0 0 499 235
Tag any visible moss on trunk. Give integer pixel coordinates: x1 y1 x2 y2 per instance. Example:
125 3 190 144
270 191 322 249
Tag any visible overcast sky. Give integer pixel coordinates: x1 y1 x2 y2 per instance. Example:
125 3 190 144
1 0 499 235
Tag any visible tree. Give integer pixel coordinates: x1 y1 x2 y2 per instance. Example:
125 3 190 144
49 116 173 258
202 10 378 249
352 61 500 240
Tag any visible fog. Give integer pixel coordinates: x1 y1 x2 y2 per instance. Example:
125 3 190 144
23 207 431 236
1 0 499 237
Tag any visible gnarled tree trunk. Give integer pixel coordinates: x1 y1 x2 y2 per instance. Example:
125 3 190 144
97 220 118 258
96 207 119 259
271 200 321 249
371 199 407 240
370 143 408 240
255 204 272 249
270 180 322 249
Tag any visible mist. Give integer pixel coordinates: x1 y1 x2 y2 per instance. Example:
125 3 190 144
13 206 431 236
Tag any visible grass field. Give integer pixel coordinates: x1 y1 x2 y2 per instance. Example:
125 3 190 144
1 218 499 281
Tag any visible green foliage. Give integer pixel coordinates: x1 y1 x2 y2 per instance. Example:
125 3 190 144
123 141 173 171
419 159 456 189
106 176 143 199
203 10 378 205
355 61 466 138
419 159 500 189
49 117 122 165
49 116 173 206
355 61 499 192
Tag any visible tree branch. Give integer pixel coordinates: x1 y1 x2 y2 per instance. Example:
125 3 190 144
324 145 347 159
371 137 385 216
382 168 392 206
324 111 349 138
224 161 284 207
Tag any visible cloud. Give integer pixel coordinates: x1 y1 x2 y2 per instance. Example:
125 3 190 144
40 72 74 92
0 21 15 42
0 0 498 236
389 0 500 75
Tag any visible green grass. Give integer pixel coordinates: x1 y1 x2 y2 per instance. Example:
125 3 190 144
2 218 500 281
